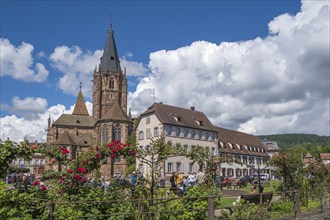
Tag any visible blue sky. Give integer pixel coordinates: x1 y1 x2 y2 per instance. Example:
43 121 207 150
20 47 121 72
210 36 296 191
1 0 329 142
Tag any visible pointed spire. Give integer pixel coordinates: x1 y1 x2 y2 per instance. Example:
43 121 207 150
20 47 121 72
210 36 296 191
128 107 132 119
99 20 121 73
72 84 89 116
48 114 51 128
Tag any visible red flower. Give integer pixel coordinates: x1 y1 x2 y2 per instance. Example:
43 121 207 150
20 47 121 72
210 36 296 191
40 185 47 191
117 145 122 151
68 169 73 174
81 177 87 183
82 160 86 165
96 146 99 151
111 154 116 159
131 150 136 156
107 143 113 148
59 177 64 183
31 145 38 150
78 167 86 174
32 180 39 186
96 153 101 159
74 174 81 180
112 148 117 153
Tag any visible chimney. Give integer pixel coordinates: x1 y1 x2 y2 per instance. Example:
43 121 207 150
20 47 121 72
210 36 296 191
191 106 195 111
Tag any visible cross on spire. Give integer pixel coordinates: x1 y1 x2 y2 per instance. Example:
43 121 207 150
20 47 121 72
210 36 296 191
79 82 82 90
109 13 113 31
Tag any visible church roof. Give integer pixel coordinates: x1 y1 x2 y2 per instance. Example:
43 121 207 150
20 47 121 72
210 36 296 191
101 101 132 122
141 102 216 132
54 130 92 147
54 131 76 145
53 114 94 127
99 23 120 72
72 90 89 116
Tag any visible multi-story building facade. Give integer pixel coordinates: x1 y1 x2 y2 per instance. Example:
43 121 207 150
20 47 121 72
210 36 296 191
135 102 218 180
136 102 270 180
11 142 46 176
217 127 269 178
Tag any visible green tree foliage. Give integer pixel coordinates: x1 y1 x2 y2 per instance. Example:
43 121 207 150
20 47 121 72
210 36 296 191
258 134 329 150
269 149 304 191
0 139 33 178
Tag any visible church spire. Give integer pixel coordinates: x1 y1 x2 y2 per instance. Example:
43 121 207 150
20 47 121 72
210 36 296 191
72 83 89 116
99 21 121 73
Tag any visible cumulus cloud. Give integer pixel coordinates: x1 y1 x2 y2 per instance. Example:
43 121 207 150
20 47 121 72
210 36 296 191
49 47 148 98
0 101 92 142
128 0 330 136
0 39 49 82
49 45 102 99
1 96 48 118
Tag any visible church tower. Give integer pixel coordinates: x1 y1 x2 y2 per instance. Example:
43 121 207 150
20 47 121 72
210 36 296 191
93 23 128 120
92 22 132 152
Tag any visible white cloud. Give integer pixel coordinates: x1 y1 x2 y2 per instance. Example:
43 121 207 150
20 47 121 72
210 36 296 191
49 45 102 99
121 56 149 77
0 38 49 82
128 0 330 136
49 46 148 98
0 101 92 142
1 96 48 118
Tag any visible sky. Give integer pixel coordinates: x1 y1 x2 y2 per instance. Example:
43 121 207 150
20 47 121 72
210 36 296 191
1 0 329 143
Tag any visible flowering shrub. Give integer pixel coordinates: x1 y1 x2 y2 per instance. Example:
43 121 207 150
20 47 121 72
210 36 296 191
56 140 137 194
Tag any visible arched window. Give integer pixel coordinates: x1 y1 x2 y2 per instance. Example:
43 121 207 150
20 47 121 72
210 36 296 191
102 127 109 143
112 123 121 142
109 79 114 90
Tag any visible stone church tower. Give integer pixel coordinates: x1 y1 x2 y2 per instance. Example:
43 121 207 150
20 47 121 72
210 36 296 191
46 22 133 176
92 23 133 175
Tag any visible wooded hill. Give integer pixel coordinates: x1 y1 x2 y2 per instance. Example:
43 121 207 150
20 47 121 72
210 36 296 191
258 133 329 147
258 134 330 155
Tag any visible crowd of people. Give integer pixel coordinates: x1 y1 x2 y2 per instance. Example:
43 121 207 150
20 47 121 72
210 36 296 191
168 169 206 194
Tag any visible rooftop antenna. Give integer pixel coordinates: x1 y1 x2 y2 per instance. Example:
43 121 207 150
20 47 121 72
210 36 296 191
151 88 156 103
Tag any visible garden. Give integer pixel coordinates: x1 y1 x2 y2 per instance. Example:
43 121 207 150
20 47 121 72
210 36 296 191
1 138 329 219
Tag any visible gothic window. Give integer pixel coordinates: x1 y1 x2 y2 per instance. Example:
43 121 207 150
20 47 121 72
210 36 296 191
109 79 115 90
102 127 109 143
112 123 121 142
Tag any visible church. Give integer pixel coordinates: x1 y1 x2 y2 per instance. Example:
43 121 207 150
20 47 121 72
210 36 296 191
46 23 133 176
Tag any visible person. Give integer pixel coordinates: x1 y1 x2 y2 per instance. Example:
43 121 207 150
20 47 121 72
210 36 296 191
131 172 137 186
104 175 111 189
250 185 257 194
174 172 183 187
187 173 196 187
170 172 176 188
196 169 205 186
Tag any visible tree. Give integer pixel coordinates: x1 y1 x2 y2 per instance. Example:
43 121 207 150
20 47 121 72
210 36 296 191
0 139 33 178
135 136 174 202
269 149 304 192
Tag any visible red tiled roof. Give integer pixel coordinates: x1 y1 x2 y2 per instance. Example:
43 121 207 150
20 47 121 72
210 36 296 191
320 153 330 160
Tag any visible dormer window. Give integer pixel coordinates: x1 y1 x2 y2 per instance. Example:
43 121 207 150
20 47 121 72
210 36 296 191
174 116 182 122
110 56 115 60
195 119 203 126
